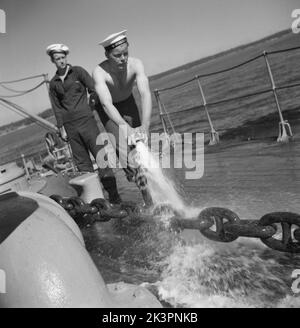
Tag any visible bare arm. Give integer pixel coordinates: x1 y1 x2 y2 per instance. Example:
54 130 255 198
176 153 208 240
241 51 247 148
134 59 152 132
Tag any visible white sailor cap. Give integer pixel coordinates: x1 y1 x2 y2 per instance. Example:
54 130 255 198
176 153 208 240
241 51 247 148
46 43 69 56
99 30 128 51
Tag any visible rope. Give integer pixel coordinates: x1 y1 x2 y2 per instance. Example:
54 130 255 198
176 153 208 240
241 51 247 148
157 54 264 92
276 82 300 91
159 105 201 116
196 54 264 79
154 46 300 137
0 74 46 84
158 88 273 117
203 88 272 107
0 81 45 98
0 83 35 94
158 79 300 118
158 77 197 92
267 46 300 56
156 46 300 93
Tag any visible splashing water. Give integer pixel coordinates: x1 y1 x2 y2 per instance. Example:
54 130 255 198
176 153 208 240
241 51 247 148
134 141 199 218
96 140 300 308
152 239 300 308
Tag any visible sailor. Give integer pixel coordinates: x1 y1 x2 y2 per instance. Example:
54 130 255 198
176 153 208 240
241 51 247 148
92 31 153 206
46 44 122 204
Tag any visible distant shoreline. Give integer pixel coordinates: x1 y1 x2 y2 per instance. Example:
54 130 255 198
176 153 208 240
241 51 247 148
0 112 54 135
0 123 28 137
0 119 52 137
149 29 290 81
0 28 292 134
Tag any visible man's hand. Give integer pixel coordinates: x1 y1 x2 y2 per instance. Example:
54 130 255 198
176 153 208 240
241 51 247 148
58 126 68 142
128 126 148 146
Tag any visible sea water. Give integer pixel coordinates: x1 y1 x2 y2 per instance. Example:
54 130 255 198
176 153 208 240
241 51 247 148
127 141 300 307
85 138 300 308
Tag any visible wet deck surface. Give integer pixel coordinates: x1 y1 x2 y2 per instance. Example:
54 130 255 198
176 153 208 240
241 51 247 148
83 137 300 308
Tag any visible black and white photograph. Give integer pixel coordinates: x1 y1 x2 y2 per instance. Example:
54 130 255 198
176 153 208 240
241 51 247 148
0 0 300 311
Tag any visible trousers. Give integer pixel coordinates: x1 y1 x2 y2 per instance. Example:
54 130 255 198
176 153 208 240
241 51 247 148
64 116 121 203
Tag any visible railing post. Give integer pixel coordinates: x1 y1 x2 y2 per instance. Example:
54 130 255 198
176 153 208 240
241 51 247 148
263 51 292 143
64 142 76 173
21 153 31 180
195 76 219 145
154 89 169 137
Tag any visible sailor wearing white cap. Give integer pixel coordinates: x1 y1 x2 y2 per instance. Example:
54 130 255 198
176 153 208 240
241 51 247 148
92 30 153 206
46 42 122 204
46 43 70 77
99 30 128 51
46 43 70 56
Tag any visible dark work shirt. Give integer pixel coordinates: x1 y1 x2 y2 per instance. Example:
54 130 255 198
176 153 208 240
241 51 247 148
49 65 95 127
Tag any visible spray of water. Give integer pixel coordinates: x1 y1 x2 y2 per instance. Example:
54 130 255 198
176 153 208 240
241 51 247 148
153 240 299 308
128 141 300 308
134 141 199 218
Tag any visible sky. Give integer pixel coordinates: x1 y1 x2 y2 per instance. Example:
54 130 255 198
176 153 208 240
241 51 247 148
0 0 299 126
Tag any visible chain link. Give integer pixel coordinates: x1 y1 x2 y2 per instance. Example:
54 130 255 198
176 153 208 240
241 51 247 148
224 219 277 239
198 207 241 242
172 208 300 253
50 195 300 253
258 212 300 253
295 229 300 242
50 195 128 227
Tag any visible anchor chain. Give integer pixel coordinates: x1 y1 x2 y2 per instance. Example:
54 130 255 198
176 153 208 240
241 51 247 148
170 208 300 253
50 195 128 227
50 194 300 253
258 212 300 253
